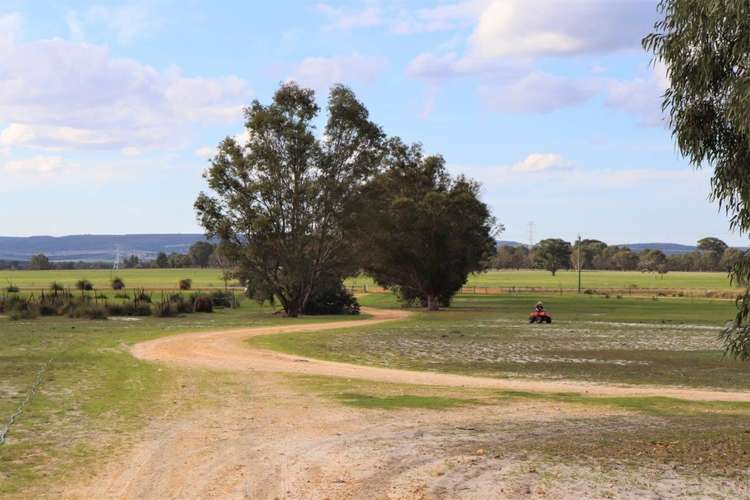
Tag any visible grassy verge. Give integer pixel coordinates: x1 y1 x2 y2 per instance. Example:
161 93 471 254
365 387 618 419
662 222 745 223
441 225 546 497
251 294 749 389
0 304 362 496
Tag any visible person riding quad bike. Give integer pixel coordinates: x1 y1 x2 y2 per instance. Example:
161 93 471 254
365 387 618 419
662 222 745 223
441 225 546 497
529 301 552 324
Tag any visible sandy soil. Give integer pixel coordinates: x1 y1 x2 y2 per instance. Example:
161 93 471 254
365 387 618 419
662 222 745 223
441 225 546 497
59 308 750 499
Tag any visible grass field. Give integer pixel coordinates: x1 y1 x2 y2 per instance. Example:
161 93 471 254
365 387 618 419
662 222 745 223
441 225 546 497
251 293 747 389
0 268 239 290
348 269 738 290
0 268 738 292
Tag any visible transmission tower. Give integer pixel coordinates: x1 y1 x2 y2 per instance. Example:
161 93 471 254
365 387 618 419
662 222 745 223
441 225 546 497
112 245 121 271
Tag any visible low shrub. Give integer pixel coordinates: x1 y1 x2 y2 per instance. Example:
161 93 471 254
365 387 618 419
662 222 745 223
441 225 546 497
6 284 19 293
50 282 64 294
75 279 94 291
7 298 39 320
179 279 192 291
193 295 213 313
114 292 130 299
133 289 152 303
168 294 193 314
106 301 152 317
304 281 360 315
154 300 177 317
210 290 234 308
111 277 125 290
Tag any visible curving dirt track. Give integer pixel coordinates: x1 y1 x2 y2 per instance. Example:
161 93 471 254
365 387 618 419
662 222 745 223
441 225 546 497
61 308 750 499
131 307 750 402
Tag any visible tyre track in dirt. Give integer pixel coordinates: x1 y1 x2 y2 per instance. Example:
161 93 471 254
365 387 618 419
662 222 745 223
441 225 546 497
131 307 750 402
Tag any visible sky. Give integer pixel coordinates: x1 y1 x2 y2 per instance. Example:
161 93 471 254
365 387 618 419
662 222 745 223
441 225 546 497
0 0 745 246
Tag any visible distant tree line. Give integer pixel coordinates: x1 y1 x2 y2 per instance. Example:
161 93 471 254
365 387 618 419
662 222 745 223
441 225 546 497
1 241 221 271
491 237 745 275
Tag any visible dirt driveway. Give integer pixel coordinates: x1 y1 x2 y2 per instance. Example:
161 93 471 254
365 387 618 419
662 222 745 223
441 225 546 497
60 308 750 499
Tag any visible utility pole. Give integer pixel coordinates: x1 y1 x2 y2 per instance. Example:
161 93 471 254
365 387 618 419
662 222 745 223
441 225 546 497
577 234 582 294
528 221 535 248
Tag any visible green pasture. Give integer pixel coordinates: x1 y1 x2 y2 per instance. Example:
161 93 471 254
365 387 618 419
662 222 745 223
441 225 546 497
347 269 737 290
0 268 738 292
0 268 239 290
251 293 748 390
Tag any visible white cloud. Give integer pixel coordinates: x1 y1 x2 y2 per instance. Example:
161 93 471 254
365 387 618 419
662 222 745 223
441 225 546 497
0 12 22 47
510 153 570 172
392 1 487 34
76 2 159 45
407 51 526 80
194 146 216 159
289 54 388 92
2 156 71 176
316 3 382 30
479 73 597 113
452 154 697 195
605 62 668 127
65 10 86 41
468 0 655 59
0 38 252 151
194 130 250 159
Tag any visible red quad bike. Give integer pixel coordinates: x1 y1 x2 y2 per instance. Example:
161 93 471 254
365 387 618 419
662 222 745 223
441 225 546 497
529 310 552 324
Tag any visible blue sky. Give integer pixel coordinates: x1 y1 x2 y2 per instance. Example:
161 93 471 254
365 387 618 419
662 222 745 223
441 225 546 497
0 0 744 246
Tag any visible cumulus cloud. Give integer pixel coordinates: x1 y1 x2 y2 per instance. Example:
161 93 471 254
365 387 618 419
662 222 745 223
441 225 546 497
478 73 597 113
316 1 486 34
65 3 157 44
0 38 252 151
392 1 487 34
289 54 388 92
0 12 22 47
605 62 669 127
510 153 570 172
452 153 696 194
468 0 655 59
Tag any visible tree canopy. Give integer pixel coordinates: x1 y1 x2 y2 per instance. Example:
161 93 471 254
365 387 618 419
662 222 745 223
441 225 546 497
533 239 572 276
354 140 498 310
644 0 750 358
195 82 384 316
188 241 215 268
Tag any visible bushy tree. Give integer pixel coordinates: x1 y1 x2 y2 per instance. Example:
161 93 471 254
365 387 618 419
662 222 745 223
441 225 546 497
168 252 191 268
493 245 529 270
697 237 728 256
721 248 745 273
189 241 214 268
195 82 384 316
638 249 667 272
355 140 498 310
533 239 571 276
571 239 607 270
30 254 51 270
155 252 168 268
644 0 750 358
123 255 140 268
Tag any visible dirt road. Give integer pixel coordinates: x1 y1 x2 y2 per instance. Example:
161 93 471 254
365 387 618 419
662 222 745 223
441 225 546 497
60 308 750 499
131 308 750 402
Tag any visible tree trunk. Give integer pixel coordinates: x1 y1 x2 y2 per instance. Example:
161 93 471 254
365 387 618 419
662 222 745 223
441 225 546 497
426 295 440 311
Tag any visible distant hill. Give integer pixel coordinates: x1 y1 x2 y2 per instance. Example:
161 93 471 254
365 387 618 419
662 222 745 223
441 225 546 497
0 234 208 262
0 235 741 263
